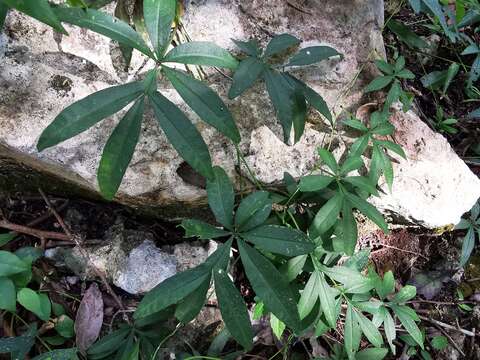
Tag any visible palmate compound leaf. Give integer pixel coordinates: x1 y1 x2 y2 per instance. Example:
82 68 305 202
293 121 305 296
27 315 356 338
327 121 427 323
241 225 315 257
53 6 154 58
214 269 253 349
143 0 176 57
298 271 321 320
345 192 389 233
37 81 145 151
149 90 214 180
162 67 241 143
391 304 424 349
310 192 344 236
98 97 144 200
344 303 361 360
238 239 302 331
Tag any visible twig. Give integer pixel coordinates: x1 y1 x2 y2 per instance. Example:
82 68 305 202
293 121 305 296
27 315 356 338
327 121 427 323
407 300 475 306
27 201 69 228
372 243 429 260
38 189 127 315
0 220 70 241
419 316 476 337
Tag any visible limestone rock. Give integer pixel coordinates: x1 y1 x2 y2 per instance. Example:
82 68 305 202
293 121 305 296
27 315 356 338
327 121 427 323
45 225 218 295
0 0 383 214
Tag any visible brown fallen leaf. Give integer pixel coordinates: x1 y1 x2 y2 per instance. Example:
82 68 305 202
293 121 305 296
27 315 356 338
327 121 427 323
75 283 104 354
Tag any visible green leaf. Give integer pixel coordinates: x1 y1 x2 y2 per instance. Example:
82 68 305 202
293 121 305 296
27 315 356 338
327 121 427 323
341 203 357 256
174 275 210 323
98 97 144 200
55 315 75 338
355 348 388 360
270 313 286 339
149 91 214 179
391 304 423 349
310 192 343 235
0 323 36 357
264 33 300 58
431 335 448 350
350 135 370 157
0 2 8 30
387 19 428 49
264 69 304 142
15 247 43 264
374 140 406 159
299 175 334 192
0 277 16 312
468 55 480 86
54 7 153 58
317 148 338 173
282 254 308 282
344 304 361 359
422 0 458 42
241 225 314 256
31 348 78 360
298 271 320 320
385 80 402 108
377 270 395 299
232 39 261 57
317 272 338 328
0 251 29 276
0 232 16 247
206 166 235 229
344 176 378 196
17 288 51 321
355 310 384 347
460 226 475 267
393 285 417 303
38 81 144 151
320 265 374 294
384 309 396 354
163 67 241 143
204 238 233 271
287 46 341 66
371 122 395 136
365 76 394 92
345 192 388 233
374 60 395 75
87 327 131 357
421 70 448 90
2 0 67 34
238 239 301 331
180 219 230 239
340 156 364 175
143 0 175 57
234 191 272 232
442 62 460 95
229 57 265 99
467 107 480 119
214 269 253 349
163 41 238 69
395 68 415 79
343 118 368 132
134 263 211 319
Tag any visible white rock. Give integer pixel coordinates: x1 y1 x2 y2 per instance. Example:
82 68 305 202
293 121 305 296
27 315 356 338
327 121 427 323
113 240 177 295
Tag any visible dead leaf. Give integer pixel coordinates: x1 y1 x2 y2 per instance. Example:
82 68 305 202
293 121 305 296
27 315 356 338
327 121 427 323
75 283 104 353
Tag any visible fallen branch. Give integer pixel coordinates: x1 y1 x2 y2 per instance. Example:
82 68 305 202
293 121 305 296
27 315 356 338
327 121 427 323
419 315 476 337
0 220 70 241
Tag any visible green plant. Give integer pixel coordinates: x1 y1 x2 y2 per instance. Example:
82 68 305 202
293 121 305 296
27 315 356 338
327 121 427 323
228 35 340 141
429 107 459 134
365 56 415 112
0 233 76 358
455 200 480 266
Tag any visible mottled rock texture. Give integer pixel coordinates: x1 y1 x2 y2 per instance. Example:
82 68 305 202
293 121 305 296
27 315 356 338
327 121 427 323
1 0 479 228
